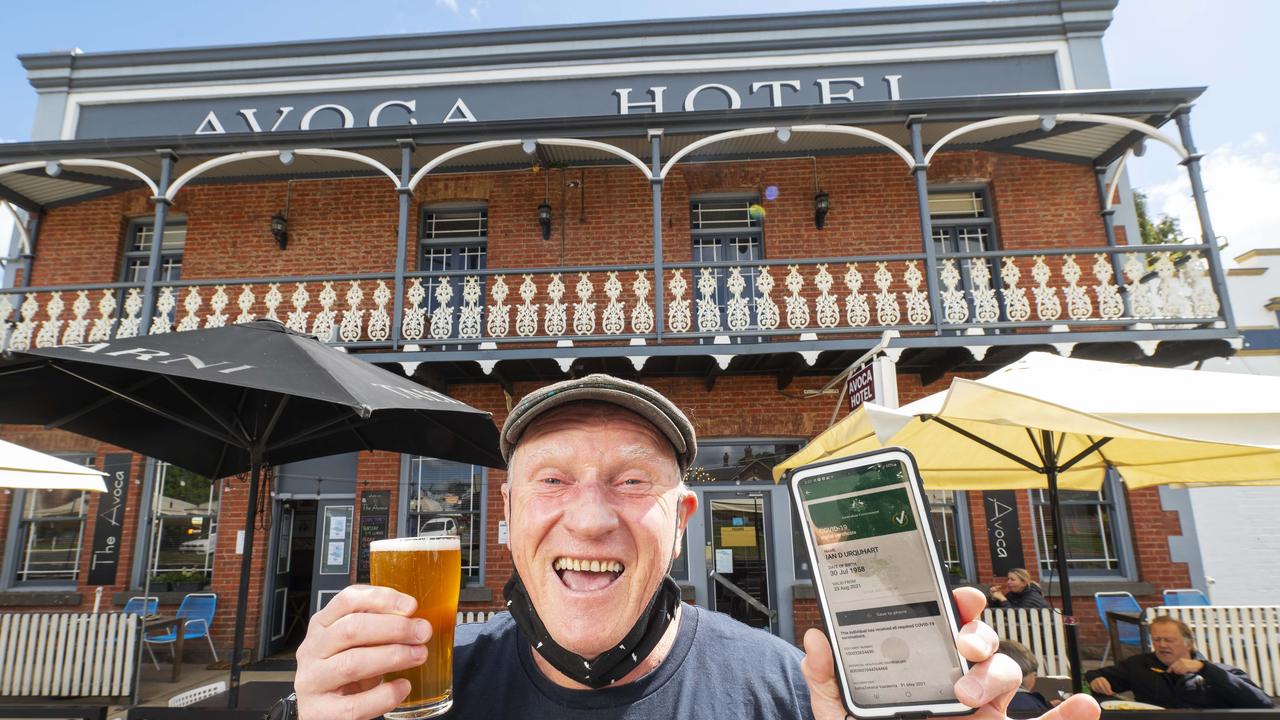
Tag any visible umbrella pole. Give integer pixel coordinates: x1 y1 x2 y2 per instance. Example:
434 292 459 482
1041 429 1083 693
228 452 262 709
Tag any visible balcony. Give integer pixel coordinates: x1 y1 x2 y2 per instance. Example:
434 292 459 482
0 241 1232 376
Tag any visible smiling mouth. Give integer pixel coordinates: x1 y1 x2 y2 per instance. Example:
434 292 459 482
553 556 625 593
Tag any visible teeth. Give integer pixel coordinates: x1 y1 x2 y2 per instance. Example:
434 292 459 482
554 557 624 573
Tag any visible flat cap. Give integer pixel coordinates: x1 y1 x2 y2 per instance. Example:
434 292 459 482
501 374 697 471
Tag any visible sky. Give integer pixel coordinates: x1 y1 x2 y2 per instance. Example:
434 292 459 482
0 0 1277 265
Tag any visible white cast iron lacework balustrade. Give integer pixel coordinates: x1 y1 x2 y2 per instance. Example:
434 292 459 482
0 249 1227 352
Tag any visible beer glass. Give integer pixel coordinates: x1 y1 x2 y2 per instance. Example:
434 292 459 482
370 525 461 720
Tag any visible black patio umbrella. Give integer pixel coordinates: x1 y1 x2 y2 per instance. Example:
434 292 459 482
0 319 503 706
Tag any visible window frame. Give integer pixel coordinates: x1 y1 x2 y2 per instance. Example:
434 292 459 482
418 203 488 268
1 452 94 589
1027 468 1138 581
119 216 188 284
925 490 977 584
134 461 220 590
400 456 488 587
928 185 1001 254
689 194 766 342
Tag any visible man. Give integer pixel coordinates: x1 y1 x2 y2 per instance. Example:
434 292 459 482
292 375 1100 719
1087 615 1274 709
999 640 1053 713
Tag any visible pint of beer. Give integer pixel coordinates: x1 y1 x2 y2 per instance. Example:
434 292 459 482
370 534 461 720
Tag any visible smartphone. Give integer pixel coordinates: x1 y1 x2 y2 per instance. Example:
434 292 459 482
788 447 973 719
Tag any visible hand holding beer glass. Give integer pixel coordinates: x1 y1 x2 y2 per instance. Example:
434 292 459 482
369 519 461 719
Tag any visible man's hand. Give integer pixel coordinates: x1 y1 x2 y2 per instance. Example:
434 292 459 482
1167 659 1205 675
1088 677 1114 696
800 588 1101 720
294 585 432 720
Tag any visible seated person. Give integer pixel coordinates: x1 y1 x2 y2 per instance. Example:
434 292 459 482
989 568 1050 609
1086 615 1274 709
999 640 1053 712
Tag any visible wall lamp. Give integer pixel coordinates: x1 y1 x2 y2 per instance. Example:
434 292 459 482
272 180 293 250
814 191 830 230
270 212 288 250
538 202 552 240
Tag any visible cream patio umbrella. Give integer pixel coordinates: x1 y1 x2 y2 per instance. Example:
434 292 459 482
773 351 1280 689
0 438 107 492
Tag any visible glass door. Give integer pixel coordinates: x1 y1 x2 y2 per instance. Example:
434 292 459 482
704 491 776 632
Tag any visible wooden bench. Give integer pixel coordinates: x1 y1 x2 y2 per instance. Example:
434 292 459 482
1145 605 1280 697
0 612 139 703
982 607 1071 677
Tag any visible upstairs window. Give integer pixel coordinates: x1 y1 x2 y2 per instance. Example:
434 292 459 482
122 220 186 283
929 188 996 255
420 205 487 273
690 197 764 336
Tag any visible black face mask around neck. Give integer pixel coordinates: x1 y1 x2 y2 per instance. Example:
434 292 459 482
503 571 682 689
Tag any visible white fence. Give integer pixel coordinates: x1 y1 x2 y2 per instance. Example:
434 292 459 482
1148 605 1280 696
982 607 1071 677
0 612 139 699
457 611 496 625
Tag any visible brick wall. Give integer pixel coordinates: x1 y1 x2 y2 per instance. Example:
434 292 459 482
3 148 1184 659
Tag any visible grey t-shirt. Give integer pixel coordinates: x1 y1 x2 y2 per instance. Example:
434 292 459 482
441 603 814 719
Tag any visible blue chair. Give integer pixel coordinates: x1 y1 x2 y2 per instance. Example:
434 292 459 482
144 592 218 670
123 595 159 617
1163 588 1210 606
1095 591 1143 663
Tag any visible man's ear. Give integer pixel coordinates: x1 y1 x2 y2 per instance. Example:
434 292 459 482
501 481 511 526
675 489 696 535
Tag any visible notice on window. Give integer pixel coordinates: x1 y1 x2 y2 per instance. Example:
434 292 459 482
715 548 735 574
329 515 347 540
326 541 345 566
320 505 354 575
720 526 757 548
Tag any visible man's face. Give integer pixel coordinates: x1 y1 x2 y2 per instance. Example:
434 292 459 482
1150 622 1194 665
502 402 697 658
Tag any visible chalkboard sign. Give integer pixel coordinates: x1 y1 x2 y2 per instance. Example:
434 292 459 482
982 490 1026 577
87 454 132 586
357 491 391 583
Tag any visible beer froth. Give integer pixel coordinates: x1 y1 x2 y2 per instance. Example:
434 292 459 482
371 535 460 552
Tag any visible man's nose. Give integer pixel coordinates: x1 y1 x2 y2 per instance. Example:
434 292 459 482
561 482 621 537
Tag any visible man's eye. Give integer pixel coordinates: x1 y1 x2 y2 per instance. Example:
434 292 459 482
539 477 563 486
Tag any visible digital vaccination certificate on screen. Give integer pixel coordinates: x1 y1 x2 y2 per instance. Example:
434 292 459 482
797 459 964 707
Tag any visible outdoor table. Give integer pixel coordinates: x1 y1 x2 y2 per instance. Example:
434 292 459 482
125 682 293 720
143 615 186 683
190 681 294 709
1108 610 1150 659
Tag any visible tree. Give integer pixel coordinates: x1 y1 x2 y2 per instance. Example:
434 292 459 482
1133 189 1182 245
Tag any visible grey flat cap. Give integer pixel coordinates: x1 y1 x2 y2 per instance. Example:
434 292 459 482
501 374 697 471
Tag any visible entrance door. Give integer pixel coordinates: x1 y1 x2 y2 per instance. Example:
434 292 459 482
265 500 316 657
311 499 355 615
704 491 776 632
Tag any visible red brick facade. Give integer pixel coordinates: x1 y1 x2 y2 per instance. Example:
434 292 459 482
0 150 1191 660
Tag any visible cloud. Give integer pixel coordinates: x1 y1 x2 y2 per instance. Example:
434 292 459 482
435 0 459 12
1142 133 1280 267
468 6 479 19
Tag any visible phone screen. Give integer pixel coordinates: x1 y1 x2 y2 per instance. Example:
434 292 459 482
796 458 964 709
